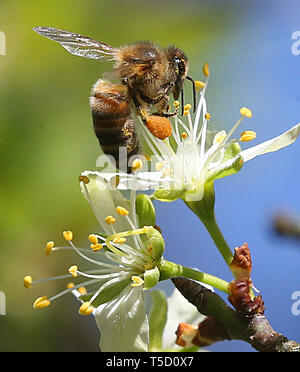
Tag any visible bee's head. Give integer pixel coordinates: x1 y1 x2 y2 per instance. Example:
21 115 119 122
165 46 189 100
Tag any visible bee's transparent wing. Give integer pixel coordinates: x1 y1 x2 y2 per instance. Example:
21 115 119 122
33 27 118 60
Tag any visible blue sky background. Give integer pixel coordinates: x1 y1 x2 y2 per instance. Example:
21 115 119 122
156 0 300 352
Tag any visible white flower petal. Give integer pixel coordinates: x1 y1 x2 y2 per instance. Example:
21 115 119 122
95 285 149 352
241 123 300 162
162 287 207 349
89 170 172 191
80 171 131 234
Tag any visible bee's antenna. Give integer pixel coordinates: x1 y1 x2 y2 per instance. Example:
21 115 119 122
181 89 185 116
186 76 196 113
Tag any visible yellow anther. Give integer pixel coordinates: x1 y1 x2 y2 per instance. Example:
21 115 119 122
79 301 94 316
33 296 51 309
78 175 90 184
173 100 180 109
23 275 33 289
45 241 54 256
116 206 129 216
63 230 73 241
69 265 78 278
90 243 103 252
105 216 116 225
195 80 205 91
240 130 257 142
110 175 120 188
213 130 227 145
205 112 211 120
240 107 252 118
203 62 210 77
143 153 151 161
113 237 127 244
131 158 143 172
131 276 144 287
162 168 169 178
183 110 190 116
67 282 75 289
88 234 98 245
155 162 163 171
181 132 188 140
184 104 192 111
78 287 87 295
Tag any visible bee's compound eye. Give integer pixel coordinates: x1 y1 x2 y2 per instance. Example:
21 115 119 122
146 116 172 140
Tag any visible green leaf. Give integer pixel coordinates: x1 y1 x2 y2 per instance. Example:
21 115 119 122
148 290 168 352
136 194 156 227
80 278 130 307
144 266 160 290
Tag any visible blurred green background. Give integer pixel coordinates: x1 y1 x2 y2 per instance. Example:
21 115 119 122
1 0 299 352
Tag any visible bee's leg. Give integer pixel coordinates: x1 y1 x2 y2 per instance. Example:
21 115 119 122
153 95 178 117
130 90 149 123
152 110 178 118
139 92 165 105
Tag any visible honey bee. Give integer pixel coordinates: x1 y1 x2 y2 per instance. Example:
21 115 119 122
33 27 196 170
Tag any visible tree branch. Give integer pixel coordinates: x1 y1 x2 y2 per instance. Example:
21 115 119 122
172 243 300 352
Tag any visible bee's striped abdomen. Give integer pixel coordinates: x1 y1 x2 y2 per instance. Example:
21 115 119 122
90 79 140 170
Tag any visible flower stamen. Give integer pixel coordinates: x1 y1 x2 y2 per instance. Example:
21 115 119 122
63 230 73 241
131 276 144 287
240 107 253 118
69 265 78 277
195 80 206 91
131 158 143 172
113 237 127 244
33 296 51 309
88 234 98 245
240 130 256 142
203 62 210 77
90 243 103 252
78 286 87 295
116 206 129 216
78 175 90 184
105 216 116 225
45 241 54 256
78 301 94 316
24 276 33 289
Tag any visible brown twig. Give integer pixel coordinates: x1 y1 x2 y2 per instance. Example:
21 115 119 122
172 243 300 352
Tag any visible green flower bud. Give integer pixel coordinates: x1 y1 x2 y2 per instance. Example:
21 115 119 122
145 226 165 262
143 266 160 290
136 194 156 227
